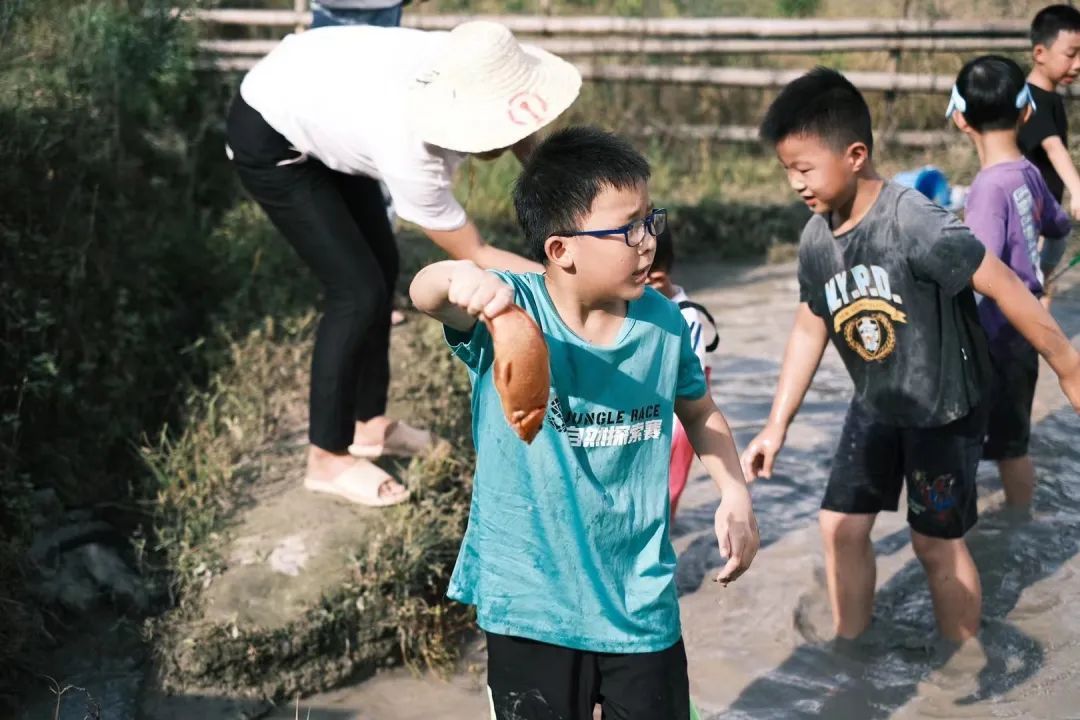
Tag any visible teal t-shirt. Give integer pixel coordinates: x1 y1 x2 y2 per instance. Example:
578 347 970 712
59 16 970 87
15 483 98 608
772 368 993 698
444 271 708 653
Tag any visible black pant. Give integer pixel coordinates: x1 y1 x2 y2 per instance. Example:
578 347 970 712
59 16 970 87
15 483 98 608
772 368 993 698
226 94 397 452
486 632 690 720
822 401 984 539
983 342 1039 461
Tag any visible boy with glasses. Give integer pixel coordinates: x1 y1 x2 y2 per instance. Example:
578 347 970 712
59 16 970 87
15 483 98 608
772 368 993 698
410 126 759 719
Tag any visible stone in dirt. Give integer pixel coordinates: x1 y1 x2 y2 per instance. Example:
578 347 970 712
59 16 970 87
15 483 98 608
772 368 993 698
200 478 378 628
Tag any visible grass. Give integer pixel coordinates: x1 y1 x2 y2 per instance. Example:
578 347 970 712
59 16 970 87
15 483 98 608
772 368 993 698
145 302 477 699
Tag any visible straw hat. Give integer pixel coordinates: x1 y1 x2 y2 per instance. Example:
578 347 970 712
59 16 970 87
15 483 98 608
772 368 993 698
406 21 582 154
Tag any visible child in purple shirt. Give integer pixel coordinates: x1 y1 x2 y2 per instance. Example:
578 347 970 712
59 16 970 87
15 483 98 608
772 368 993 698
949 55 1072 508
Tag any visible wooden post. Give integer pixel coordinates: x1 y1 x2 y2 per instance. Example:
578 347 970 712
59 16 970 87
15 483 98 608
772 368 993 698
881 0 913 147
295 0 306 33
883 48 901 136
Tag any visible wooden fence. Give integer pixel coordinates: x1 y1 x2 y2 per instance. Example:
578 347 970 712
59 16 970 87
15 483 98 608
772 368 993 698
188 9 1030 37
187 9 1057 147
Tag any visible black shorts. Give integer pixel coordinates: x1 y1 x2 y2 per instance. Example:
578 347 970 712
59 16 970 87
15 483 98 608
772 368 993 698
982 343 1039 461
486 632 689 720
822 401 985 539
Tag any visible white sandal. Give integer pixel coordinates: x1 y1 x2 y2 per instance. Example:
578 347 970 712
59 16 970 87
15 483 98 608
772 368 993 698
303 462 410 507
349 420 434 460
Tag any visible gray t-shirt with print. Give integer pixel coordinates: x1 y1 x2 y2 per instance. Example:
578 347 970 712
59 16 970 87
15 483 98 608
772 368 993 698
797 182 990 428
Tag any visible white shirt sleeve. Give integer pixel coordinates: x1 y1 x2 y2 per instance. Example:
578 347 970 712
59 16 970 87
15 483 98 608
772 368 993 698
681 307 710 372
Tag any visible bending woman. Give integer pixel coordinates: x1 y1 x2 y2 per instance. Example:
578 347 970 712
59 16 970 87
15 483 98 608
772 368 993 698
226 21 580 505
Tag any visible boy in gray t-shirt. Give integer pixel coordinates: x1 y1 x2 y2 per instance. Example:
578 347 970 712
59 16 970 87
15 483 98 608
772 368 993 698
743 68 1080 645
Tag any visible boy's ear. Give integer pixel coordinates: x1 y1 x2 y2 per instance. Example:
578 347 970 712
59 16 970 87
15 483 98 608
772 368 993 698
545 235 574 270
1033 43 1048 64
951 110 973 133
845 141 871 173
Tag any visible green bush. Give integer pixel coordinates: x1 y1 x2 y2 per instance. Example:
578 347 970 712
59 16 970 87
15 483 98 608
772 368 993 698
0 0 305 701
776 0 821 17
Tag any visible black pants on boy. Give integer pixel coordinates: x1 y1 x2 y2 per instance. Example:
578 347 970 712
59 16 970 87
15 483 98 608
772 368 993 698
226 93 397 452
486 632 690 720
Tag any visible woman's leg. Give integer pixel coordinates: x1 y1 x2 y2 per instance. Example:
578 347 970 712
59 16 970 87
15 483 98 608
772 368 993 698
336 172 398 426
335 173 433 457
226 95 406 498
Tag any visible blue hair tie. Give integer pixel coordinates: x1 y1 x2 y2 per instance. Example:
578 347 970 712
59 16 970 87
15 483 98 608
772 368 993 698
946 83 1038 118
945 85 966 118
1015 84 1037 112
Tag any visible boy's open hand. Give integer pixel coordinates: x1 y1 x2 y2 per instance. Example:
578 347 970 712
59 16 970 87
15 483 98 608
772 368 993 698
740 422 786 482
714 484 759 586
447 261 514 320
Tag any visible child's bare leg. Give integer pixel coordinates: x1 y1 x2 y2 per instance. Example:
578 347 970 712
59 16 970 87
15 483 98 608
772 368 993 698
910 531 981 643
820 510 877 639
998 456 1036 507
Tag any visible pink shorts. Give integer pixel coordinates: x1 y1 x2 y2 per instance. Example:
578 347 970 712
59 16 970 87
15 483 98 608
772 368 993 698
670 368 710 519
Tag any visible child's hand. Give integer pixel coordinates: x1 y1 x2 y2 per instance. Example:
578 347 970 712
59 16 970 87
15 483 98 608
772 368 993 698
1061 359 1080 414
714 484 759 586
740 422 786 482
1070 196 1080 221
446 261 514 320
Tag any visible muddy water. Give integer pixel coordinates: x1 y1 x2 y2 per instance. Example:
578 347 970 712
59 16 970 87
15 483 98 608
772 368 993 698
29 260 1080 719
254 260 1080 720
273 260 1079 720
675 261 1080 720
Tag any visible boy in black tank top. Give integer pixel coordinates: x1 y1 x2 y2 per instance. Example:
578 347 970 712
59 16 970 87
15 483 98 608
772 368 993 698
1019 4 1080 301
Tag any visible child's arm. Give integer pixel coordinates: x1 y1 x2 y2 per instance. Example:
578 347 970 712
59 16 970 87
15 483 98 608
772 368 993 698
676 394 759 586
972 252 1080 410
1040 136 1080 219
740 304 829 480
1039 177 1073 241
409 259 515 331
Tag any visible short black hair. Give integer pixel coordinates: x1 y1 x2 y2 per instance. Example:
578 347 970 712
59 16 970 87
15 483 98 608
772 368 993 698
513 126 651 263
1031 4 1080 48
953 55 1029 132
759 67 874 155
651 226 674 273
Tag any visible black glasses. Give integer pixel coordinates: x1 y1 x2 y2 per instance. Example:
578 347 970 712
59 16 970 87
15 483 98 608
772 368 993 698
554 208 667 248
